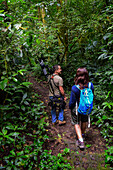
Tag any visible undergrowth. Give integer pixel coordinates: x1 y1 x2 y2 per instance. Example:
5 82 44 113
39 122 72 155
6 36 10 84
0 73 72 169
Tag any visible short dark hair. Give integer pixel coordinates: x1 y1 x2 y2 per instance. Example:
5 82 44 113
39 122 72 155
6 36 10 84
53 65 59 72
74 68 89 89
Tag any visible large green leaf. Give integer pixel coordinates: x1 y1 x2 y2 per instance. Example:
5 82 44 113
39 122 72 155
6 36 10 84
0 79 8 90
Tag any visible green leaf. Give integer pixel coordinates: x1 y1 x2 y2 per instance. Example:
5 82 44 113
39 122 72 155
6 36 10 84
58 134 61 138
109 126 113 131
41 39 45 42
0 16 4 21
24 101 29 105
86 144 92 148
20 0 26 3
21 82 32 87
36 39 40 44
98 53 107 60
18 69 26 75
17 151 24 156
7 137 15 142
21 105 25 111
23 93 27 100
0 10 4 13
103 33 111 40
0 132 3 136
9 132 20 137
110 76 113 81
10 150 16 156
13 77 18 82
0 79 8 90
102 115 108 120
2 129 7 135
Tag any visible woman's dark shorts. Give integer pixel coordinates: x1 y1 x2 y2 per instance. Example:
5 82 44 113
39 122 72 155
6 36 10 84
71 109 88 125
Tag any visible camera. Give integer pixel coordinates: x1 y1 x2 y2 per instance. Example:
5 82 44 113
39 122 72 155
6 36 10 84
39 57 53 78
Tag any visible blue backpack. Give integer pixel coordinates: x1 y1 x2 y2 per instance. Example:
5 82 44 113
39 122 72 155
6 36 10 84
75 82 94 115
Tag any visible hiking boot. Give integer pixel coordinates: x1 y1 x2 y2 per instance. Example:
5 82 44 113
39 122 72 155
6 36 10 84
76 140 85 149
58 120 66 126
52 120 59 125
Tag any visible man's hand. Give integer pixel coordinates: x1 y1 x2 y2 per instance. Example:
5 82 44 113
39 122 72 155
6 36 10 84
64 96 67 101
59 86 66 100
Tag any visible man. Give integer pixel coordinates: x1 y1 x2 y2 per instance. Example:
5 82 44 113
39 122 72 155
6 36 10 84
48 65 66 125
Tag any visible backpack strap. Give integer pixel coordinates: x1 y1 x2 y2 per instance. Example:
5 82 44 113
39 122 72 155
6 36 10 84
72 85 80 96
49 74 61 97
49 77 55 96
75 85 81 91
88 115 90 128
75 83 92 89
88 82 91 89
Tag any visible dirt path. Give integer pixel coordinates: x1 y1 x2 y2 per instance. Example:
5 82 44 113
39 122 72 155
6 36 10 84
29 76 108 169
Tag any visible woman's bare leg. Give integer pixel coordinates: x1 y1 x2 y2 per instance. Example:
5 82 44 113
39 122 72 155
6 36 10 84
74 124 82 139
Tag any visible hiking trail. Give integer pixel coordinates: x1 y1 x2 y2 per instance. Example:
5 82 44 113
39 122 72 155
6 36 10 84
29 75 108 169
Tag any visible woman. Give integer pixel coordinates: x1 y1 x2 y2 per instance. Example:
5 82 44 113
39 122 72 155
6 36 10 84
69 68 94 149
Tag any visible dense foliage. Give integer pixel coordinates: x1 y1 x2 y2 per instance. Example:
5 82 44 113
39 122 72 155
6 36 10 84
0 0 113 169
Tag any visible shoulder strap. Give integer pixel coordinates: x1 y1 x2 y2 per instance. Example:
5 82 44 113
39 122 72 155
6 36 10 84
49 74 61 97
88 82 91 89
51 75 59 89
75 83 92 91
75 85 80 90
72 85 80 95
48 76 55 96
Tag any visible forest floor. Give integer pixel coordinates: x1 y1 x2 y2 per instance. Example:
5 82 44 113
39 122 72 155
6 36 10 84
29 75 110 170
